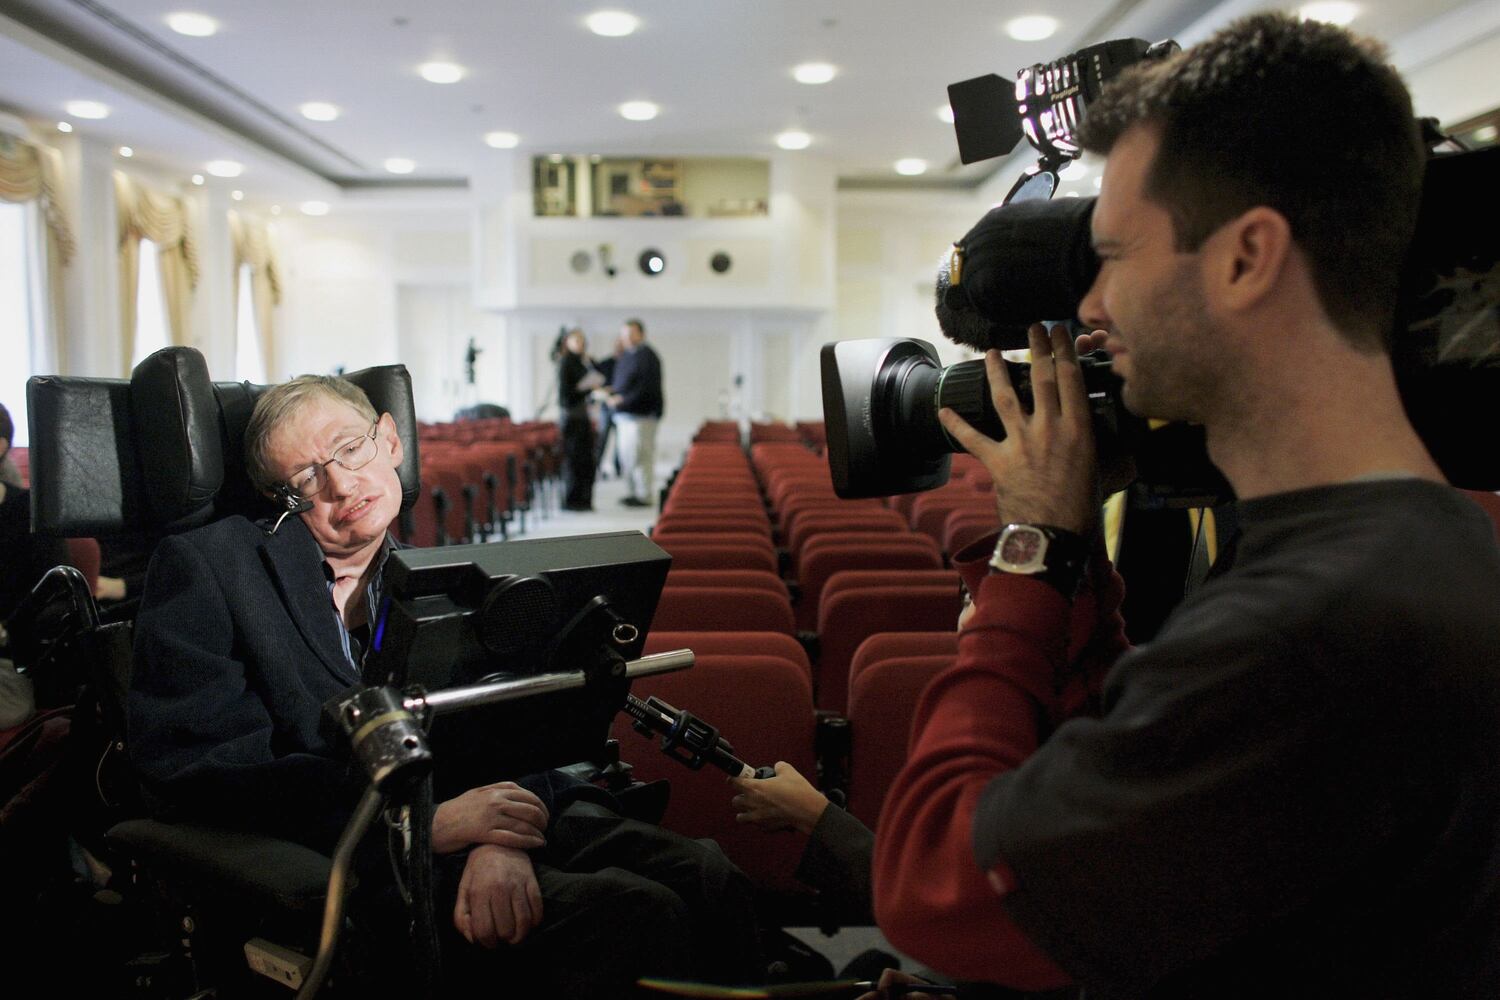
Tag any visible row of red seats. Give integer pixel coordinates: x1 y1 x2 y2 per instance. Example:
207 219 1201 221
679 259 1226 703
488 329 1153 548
621 424 985 900
689 420 829 451
396 420 562 547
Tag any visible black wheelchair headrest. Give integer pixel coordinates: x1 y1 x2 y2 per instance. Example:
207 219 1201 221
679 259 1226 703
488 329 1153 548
27 347 421 537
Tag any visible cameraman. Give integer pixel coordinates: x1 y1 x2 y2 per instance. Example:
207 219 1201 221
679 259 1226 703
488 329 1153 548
873 13 1500 997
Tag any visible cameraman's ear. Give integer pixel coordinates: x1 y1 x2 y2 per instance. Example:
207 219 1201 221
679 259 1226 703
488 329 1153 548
378 412 404 465
1214 206 1292 314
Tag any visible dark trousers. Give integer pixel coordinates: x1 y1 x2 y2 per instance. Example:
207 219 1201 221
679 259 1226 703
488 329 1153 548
443 800 763 997
561 410 596 509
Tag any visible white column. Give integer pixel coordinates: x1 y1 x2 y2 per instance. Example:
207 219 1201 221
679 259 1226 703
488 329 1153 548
58 134 122 376
188 184 235 377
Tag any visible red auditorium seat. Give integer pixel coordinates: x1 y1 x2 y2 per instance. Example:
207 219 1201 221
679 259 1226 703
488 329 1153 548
644 630 811 683
626 653 817 894
1464 489 1500 533
814 583 963 713
911 494 994 546
65 537 101 595
660 544 778 575
943 510 998 559
848 631 958 688
651 587 795 634
847 653 954 828
665 569 789 598
651 531 775 556
794 539 944 632
655 516 773 538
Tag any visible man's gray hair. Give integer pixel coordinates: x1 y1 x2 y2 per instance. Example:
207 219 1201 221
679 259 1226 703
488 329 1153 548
244 375 378 493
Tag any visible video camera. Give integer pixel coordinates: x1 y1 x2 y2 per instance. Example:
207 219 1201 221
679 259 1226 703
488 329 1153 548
822 37 1500 502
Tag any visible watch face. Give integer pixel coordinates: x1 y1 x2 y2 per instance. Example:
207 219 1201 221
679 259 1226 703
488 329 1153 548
997 525 1047 573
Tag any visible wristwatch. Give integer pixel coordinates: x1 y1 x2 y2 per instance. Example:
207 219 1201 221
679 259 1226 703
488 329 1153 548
989 523 1088 598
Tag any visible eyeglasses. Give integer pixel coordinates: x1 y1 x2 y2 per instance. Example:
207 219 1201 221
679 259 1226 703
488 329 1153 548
283 423 379 500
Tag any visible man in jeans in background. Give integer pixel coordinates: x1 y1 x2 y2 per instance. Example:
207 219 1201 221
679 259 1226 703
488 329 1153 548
608 317 664 508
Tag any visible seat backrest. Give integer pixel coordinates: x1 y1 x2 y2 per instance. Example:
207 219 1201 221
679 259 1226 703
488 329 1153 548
815 585 963 713
643 630 812 682
665 569 789 598
847 654 954 828
652 587 795 634
848 631 957 691
658 543 778 575
795 542 944 633
625 652 817 896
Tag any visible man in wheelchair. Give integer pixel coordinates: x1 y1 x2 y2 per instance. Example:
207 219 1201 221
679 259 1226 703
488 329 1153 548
128 373 762 994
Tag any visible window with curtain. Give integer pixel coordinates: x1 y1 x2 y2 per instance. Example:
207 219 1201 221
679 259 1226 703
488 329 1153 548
131 237 171 368
0 199 45 447
234 262 266 382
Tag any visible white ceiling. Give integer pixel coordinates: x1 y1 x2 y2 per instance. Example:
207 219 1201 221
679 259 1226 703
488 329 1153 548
0 0 1493 203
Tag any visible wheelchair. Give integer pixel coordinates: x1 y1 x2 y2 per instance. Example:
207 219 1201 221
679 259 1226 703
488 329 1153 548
11 347 683 998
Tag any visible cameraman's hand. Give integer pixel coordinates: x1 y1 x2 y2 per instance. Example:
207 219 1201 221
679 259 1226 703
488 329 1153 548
454 844 543 948
729 761 828 835
432 781 548 854
940 323 1101 536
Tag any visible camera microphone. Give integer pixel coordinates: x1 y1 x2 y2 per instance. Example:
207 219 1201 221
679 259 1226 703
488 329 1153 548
936 196 1100 352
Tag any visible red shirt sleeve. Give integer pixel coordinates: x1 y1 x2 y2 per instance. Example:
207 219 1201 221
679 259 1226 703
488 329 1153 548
871 554 1129 988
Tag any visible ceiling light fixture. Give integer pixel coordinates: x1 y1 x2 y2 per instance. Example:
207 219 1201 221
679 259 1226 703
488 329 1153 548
64 100 109 120
1297 2 1360 25
231 190 244 201
300 102 340 122
418 61 466 84
300 200 330 216
793 62 837 85
205 160 243 178
483 131 519 149
619 101 659 121
384 158 416 174
937 105 956 124
776 130 812 150
1005 15 1060 42
585 10 640 37
118 146 133 158
191 174 204 185
166 12 218 37
56 121 72 133
1474 125 1498 144
894 158 928 176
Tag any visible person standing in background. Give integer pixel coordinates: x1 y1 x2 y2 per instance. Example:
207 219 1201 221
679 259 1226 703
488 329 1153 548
557 329 603 512
608 318 664 508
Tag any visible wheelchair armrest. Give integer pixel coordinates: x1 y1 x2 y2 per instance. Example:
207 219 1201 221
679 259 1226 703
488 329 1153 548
108 818 333 914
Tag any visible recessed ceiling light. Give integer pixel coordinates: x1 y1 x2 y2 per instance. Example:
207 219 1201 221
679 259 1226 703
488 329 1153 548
300 102 340 122
895 158 928 176
1005 15 1059 41
191 174 204 185
300 200 330 216
776 130 812 150
166 12 217 37
206 160 243 178
1474 124 1498 143
384 158 416 174
231 190 244 201
585 10 640 37
65 100 109 120
619 101 659 121
418 61 466 84
793 62 837 85
937 105 956 125
118 146 133 158
1297 2 1360 25
56 121 73 133
483 130 519 149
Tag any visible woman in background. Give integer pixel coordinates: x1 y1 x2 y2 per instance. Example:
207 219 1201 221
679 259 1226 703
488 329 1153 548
557 329 603 511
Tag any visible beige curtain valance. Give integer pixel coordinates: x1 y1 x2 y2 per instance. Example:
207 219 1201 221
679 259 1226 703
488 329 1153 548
229 210 281 377
115 171 199 365
0 134 77 265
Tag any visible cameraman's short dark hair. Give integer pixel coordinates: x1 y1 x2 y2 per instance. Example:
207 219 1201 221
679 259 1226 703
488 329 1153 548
1078 12 1423 352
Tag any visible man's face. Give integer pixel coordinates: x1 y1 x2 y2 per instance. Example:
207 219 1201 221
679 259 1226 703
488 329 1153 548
264 396 404 560
622 324 643 348
1078 126 1229 422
